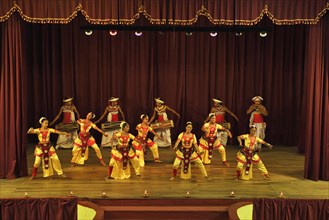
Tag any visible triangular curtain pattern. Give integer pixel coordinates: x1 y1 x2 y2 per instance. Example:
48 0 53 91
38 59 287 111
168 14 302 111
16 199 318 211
0 1 328 25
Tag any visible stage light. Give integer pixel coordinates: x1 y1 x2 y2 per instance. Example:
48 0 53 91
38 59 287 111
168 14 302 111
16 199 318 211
143 190 149 197
69 191 74 196
135 31 143 37
185 191 191 198
101 192 107 198
185 32 193 37
278 192 285 198
24 192 29 198
259 31 267 37
210 32 218 37
85 30 93 36
235 32 243 37
229 191 235 197
109 30 117 36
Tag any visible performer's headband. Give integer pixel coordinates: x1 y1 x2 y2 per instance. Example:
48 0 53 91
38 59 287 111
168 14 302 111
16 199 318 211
108 97 119 102
186 121 192 126
63 97 73 102
140 114 148 120
155 98 164 104
89 112 96 119
252 96 263 101
120 121 128 129
39 117 47 124
212 98 222 103
208 113 216 118
250 124 257 129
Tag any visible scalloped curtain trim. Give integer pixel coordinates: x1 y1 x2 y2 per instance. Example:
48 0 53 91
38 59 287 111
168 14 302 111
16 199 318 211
0 3 328 25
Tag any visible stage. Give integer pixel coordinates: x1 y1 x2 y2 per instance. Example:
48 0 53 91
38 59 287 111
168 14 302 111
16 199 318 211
1 145 328 219
1 145 328 200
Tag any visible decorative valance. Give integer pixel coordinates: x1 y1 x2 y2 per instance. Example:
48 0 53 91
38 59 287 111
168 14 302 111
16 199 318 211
0 0 328 25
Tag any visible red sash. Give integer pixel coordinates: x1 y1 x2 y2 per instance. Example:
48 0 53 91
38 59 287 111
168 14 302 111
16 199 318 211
79 132 90 157
181 147 193 173
244 138 256 174
216 114 225 123
37 142 51 169
118 148 129 170
253 113 263 123
63 112 71 124
111 113 119 122
158 115 165 122
206 137 216 159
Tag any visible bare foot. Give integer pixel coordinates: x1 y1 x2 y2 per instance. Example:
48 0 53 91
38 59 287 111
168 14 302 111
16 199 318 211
71 163 76 167
263 174 270 180
155 159 163 163
169 177 175 181
100 160 106 166
223 161 230 167
105 176 113 181
29 176 35 180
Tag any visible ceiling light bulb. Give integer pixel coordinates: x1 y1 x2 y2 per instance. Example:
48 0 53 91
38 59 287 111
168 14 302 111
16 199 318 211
135 31 143 37
109 30 117 36
259 31 267 37
185 32 192 37
85 30 93 36
210 32 218 37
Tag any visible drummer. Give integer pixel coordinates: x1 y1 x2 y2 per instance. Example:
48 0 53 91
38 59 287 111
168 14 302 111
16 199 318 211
149 98 180 148
204 98 238 147
94 97 125 147
49 97 80 149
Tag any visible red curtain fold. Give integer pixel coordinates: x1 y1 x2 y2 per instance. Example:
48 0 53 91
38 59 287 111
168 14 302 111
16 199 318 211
19 14 307 147
300 13 329 180
0 198 77 220
252 198 329 220
0 14 27 179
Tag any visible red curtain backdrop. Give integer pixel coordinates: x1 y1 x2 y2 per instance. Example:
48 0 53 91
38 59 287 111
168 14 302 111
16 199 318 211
0 197 77 220
0 14 28 179
252 198 329 220
0 1 328 181
300 13 329 180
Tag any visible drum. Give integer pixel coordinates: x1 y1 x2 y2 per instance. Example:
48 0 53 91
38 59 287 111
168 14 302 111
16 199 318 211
150 120 174 131
101 121 122 131
220 122 231 130
55 123 79 132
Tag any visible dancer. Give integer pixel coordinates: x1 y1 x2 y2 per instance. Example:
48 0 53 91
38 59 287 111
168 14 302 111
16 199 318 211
149 98 180 147
236 125 273 180
204 98 238 147
199 113 232 165
71 112 107 166
105 122 141 180
247 96 268 149
170 122 208 180
132 114 162 167
95 97 125 147
28 117 69 180
49 97 80 149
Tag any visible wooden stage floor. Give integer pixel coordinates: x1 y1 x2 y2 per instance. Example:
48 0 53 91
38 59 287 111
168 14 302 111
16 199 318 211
1 146 328 200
